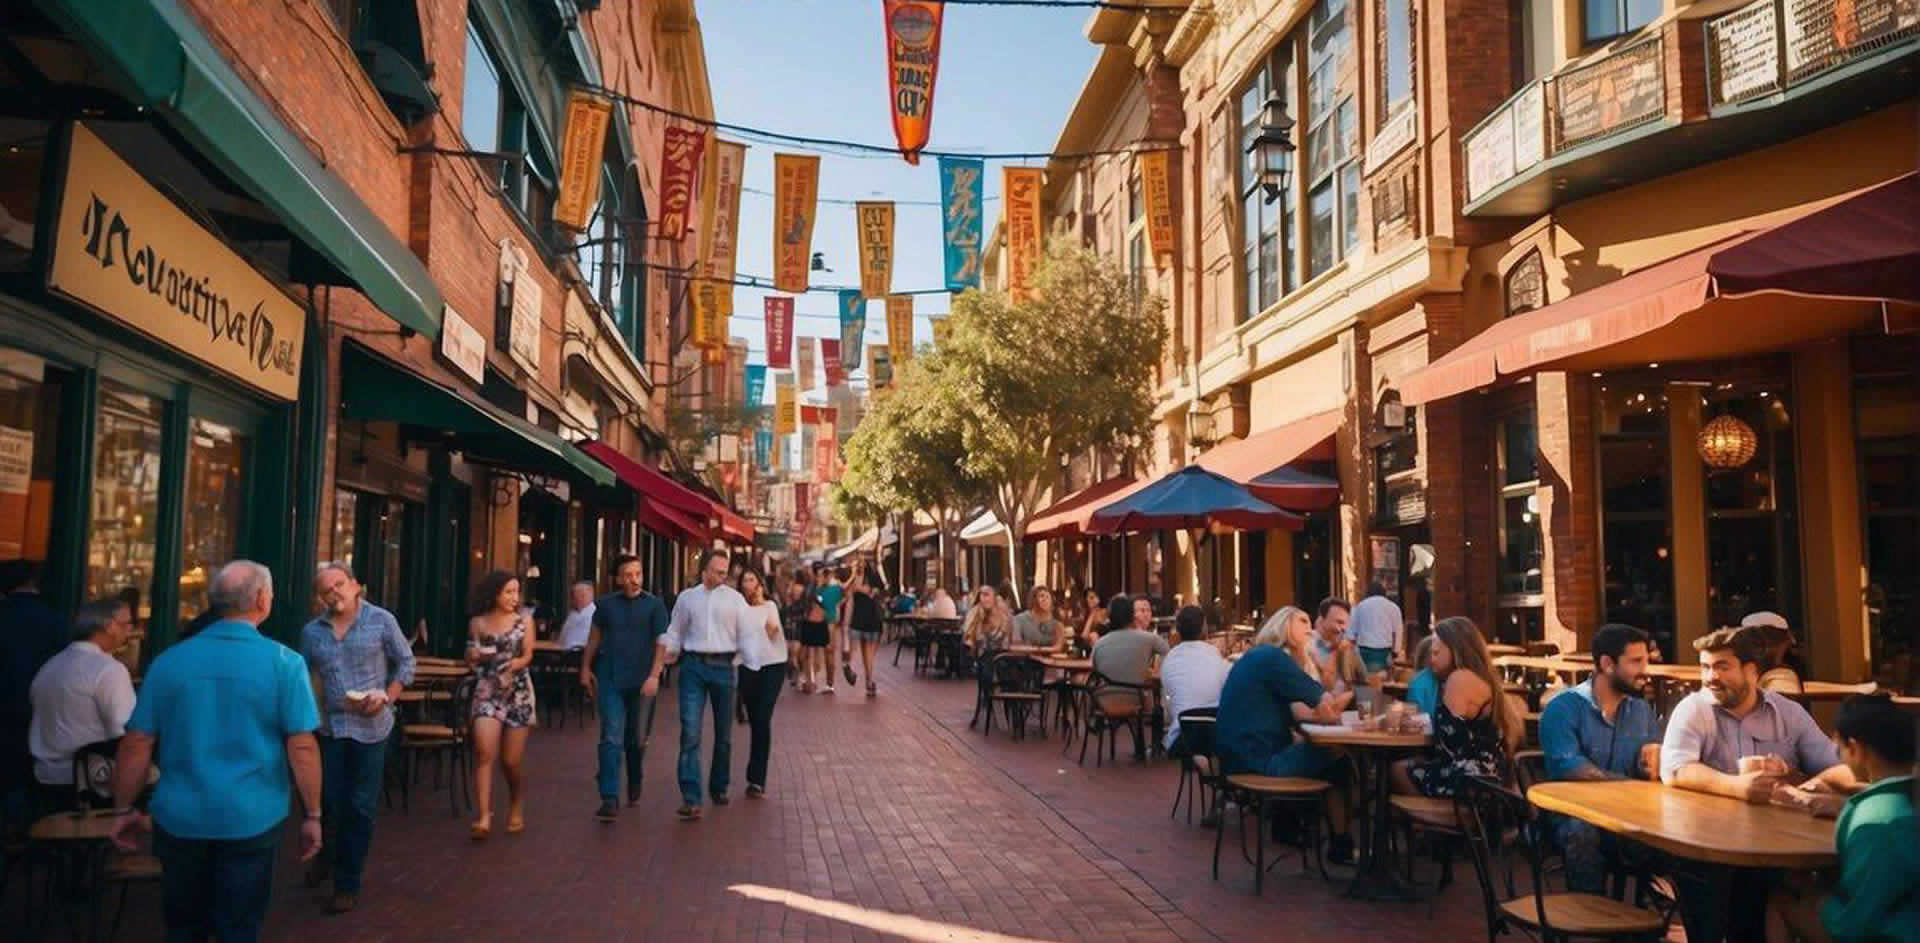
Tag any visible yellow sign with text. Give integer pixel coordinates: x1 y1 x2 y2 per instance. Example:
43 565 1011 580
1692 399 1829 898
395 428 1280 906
1003 167 1044 303
554 88 614 230
856 201 894 299
773 154 820 293
885 295 914 363
1140 149 1175 270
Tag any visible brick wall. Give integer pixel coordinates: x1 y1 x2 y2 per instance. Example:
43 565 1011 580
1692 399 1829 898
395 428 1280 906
1535 370 1598 651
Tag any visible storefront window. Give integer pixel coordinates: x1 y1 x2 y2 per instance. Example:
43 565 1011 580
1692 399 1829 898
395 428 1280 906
1703 385 1799 629
1855 336 1917 692
331 488 358 571
1600 383 1674 648
0 350 63 568
179 418 248 621
89 384 164 627
1496 409 1543 597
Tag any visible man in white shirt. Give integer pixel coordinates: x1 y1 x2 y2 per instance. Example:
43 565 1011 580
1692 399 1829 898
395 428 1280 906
1160 606 1229 753
1343 583 1403 676
651 549 745 821
557 582 596 649
29 598 136 795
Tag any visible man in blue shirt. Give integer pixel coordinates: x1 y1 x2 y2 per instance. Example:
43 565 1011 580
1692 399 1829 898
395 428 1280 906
300 563 413 913
1215 641 1357 862
1537 623 1662 894
581 553 669 822
109 560 322 941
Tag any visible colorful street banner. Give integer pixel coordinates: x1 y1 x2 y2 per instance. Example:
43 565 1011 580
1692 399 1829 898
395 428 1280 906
883 0 945 165
1140 149 1175 270
855 202 895 299
937 156 984 291
838 290 865 370
774 380 796 436
745 364 767 407
795 482 811 524
869 344 893 391
800 424 817 480
885 295 914 363
755 429 773 472
763 296 794 369
820 338 845 387
1003 166 1044 303
815 421 837 482
797 336 817 392
554 88 613 230
773 154 820 293
691 279 725 349
699 139 747 314
930 315 951 346
657 127 706 241
800 405 823 426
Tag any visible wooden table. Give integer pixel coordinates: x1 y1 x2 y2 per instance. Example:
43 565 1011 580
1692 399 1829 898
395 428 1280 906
1305 726 1432 900
414 663 472 677
28 809 120 842
1486 644 1528 657
1795 681 1879 700
1034 656 1093 673
1527 780 1835 870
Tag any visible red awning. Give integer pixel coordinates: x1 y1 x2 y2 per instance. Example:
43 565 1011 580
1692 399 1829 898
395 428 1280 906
578 441 716 518
713 503 754 544
1194 409 1341 511
1024 476 1144 542
1401 173 1919 406
638 496 707 545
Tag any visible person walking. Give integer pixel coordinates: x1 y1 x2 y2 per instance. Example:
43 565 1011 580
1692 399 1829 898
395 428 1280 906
107 561 323 942
793 590 830 693
299 563 414 914
844 563 886 697
580 554 667 823
1344 583 1403 677
816 566 847 693
466 571 537 840
781 568 810 686
653 549 744 822
734 566 787 798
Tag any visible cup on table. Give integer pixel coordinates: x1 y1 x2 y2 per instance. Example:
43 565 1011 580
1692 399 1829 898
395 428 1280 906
1739 754 1787 776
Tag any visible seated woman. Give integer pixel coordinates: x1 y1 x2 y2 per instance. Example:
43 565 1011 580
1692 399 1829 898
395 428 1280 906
1078 591 1111 651
1391 617 1522 798
1405 635 1440 716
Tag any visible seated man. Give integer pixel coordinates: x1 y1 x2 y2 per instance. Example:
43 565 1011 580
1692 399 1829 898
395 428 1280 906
556 581 597 649
1660 626 1857 942
1160 606 1229 755
1537 623 1663 895
1309 599 1369 691
1766 694 1917 943
1091 596 1169 760
28 599 138 807
1214 636 1356 863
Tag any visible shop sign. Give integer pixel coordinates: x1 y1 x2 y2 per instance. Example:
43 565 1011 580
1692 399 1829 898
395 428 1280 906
49 123 305 400
938 157 983 291
1551 41 1662 150
1003 167 1044 303
657 127 706 241
0 425 30 495
883 0 945 165
553 88 613 231
885 295 914 363
700 140 747 291
772 154 820 293
1139 150 1175 270
856 201 895 299
439 304 485 385
498 238 541 376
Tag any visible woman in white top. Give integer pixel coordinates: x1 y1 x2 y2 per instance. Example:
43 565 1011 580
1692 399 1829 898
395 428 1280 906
734 566 787 798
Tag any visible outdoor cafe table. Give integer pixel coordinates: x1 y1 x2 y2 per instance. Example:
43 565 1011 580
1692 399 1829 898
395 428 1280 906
1527 780 1836 870
1303 725 1432 900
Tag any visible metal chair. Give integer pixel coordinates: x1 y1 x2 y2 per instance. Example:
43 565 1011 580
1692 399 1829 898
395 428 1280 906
1078 673 1151 766
1168 709 1218 824
987 654 1046 740
1208 762 1334 894
399 674 477 817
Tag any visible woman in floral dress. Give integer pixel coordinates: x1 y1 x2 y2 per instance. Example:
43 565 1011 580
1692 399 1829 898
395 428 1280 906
467 570 537 839
1390 616 1520 798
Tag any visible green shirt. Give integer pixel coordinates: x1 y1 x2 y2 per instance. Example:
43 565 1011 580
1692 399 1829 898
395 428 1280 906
1821 774 1918 943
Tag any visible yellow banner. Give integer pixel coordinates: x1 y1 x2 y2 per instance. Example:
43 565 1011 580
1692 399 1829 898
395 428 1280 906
554 89 613 230
774 381 796 436
1003 167 1044 303
855 201 894 299
700 140 746 316
885 295 914 363
691 280 726 349
773 154 820 293
1140 149 1175 270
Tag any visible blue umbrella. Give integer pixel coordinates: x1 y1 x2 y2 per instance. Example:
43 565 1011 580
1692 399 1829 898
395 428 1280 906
1085 466 1304 536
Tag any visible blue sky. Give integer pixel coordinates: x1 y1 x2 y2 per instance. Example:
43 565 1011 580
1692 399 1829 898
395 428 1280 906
699 0 1097 397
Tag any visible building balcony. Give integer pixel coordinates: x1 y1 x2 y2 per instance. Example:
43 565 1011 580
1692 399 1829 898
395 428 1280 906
1462 0 1917 216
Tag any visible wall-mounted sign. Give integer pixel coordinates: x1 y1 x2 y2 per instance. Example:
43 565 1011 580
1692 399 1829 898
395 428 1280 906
498 238 541 376
439 304 485 385
554 88 613 230
50 123 306 399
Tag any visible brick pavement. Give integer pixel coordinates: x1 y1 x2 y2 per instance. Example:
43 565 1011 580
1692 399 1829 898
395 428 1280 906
95 653 1509 942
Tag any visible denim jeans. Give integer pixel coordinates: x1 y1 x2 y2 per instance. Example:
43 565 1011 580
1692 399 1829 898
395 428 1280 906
738 663 787 788
318 735 387 894
675 657 735 806
1669 859 1773 942
153 823 280 942
597 687 651 801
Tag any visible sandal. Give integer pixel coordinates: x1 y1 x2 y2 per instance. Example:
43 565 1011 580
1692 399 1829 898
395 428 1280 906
866 682 877 698
676 805 702 822
469 815 491 841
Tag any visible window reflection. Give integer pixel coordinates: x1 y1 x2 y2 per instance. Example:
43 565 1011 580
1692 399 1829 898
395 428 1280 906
179 418 247 622
0 350 62 568
1600 382 1674 648
88 384 164 628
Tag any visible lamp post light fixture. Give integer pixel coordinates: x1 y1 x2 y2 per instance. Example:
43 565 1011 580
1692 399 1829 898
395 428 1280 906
1187 403 1217 451
1244 93 1296 204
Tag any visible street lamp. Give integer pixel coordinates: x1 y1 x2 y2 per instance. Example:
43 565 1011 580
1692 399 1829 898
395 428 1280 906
1244 93 1295 204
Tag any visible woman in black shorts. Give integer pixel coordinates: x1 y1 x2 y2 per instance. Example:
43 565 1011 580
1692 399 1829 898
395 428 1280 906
842 564 887 697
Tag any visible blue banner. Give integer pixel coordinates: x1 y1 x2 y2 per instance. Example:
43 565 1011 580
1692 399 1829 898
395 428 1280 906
745 364 767 407
755 429 773 471
939 156 984 292
838 290 865 369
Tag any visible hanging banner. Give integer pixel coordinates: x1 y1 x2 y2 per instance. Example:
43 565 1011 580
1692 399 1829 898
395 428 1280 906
774 381 796 436
821 338 846 387
837 290 865 370
884 295 914 363
755 429 773 471
816 406 836 435
869 345 893 391
657 127 706 241
745 364 768 408
797 336 817 392
937 156 984 292
1140 149 1175 269
1003 166 1044 303
763 296 794 369
699 139 747 314
854 201 895 299
554 88 614 230
772 154 820 293
930 315 951 346
795 482 811 525
691 279 725 349
800 424 817 480
815 413 838 482
883 0 945 165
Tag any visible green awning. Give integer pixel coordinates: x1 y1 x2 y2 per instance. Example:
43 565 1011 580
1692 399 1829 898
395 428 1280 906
37 0 446 338
340 346 614 489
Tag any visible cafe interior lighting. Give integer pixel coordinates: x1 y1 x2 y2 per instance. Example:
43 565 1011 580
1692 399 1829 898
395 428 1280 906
1698 413 1759 469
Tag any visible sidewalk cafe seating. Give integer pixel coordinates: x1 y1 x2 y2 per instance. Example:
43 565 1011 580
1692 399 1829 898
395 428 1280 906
1078 673 1151 767
399 674 477 817
986 653 1046 741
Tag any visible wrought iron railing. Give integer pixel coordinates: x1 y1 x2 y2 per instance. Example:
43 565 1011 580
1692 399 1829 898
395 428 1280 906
1706 0 1920 107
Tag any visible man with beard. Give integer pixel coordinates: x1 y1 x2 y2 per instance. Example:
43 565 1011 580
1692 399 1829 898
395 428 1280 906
1659 625 1857 941
1537 623 1662 894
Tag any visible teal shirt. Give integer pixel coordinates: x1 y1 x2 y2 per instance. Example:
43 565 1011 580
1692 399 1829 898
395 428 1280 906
1821 775 1918 943
1407 669 1440 716
127 621 320 840
817 583 845 624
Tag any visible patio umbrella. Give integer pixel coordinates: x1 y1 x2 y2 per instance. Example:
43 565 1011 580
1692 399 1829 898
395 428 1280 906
1084 466 1305 536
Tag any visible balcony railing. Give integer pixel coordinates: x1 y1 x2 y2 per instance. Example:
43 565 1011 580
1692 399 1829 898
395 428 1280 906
1463 36 1667 204
1705 0 1920 107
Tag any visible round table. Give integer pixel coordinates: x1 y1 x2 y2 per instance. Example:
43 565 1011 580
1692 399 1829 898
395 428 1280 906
1527 780 1835 870
1304 725 1432 900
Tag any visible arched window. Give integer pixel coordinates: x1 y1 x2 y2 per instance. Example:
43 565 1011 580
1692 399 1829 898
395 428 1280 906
1504 250 1546 317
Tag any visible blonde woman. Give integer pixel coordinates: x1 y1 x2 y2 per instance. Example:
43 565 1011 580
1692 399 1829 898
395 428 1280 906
1255 606 1328 685
1390 616 1522 798
961 584 1011 657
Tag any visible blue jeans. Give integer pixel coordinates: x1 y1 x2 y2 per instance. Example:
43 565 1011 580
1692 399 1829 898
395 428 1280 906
1250 742 1339 779
1358 646 1392 673
154 823 279 942
597 687 651 801
319 735 387 894
675 657 735 806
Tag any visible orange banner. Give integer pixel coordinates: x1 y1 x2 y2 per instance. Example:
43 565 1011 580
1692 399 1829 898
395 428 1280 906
883 1 945 165
691 280 725 350
657 127 705 241
856 201 894 299
1140 149 1175 270
773 154 820 293
699 139 747 315
554 88 613 230
885 295 914 363
1003 166 1044 303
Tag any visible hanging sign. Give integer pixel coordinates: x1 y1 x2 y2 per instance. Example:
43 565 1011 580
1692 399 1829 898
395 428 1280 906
438 304 486 385
755 429 773 471
838 290 865 369
554 88 614 230
1140 149 1175 270
855 201 895 299
869 344 893 391
930 315 951 346
885 295 914 363
658 127 706 241
698 139 747 315
774 380 797 436
815 413 838 482
745 364 768 408
795 482 811 525
497 238 542 376
1003 166 1044 303
938 156 984 291
800 424 817 480
821 338 845 387
800 405 822 426
883 0 946 165
691 279 725 349
773 154 820 292
797 335 817 392
763 296 794 369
